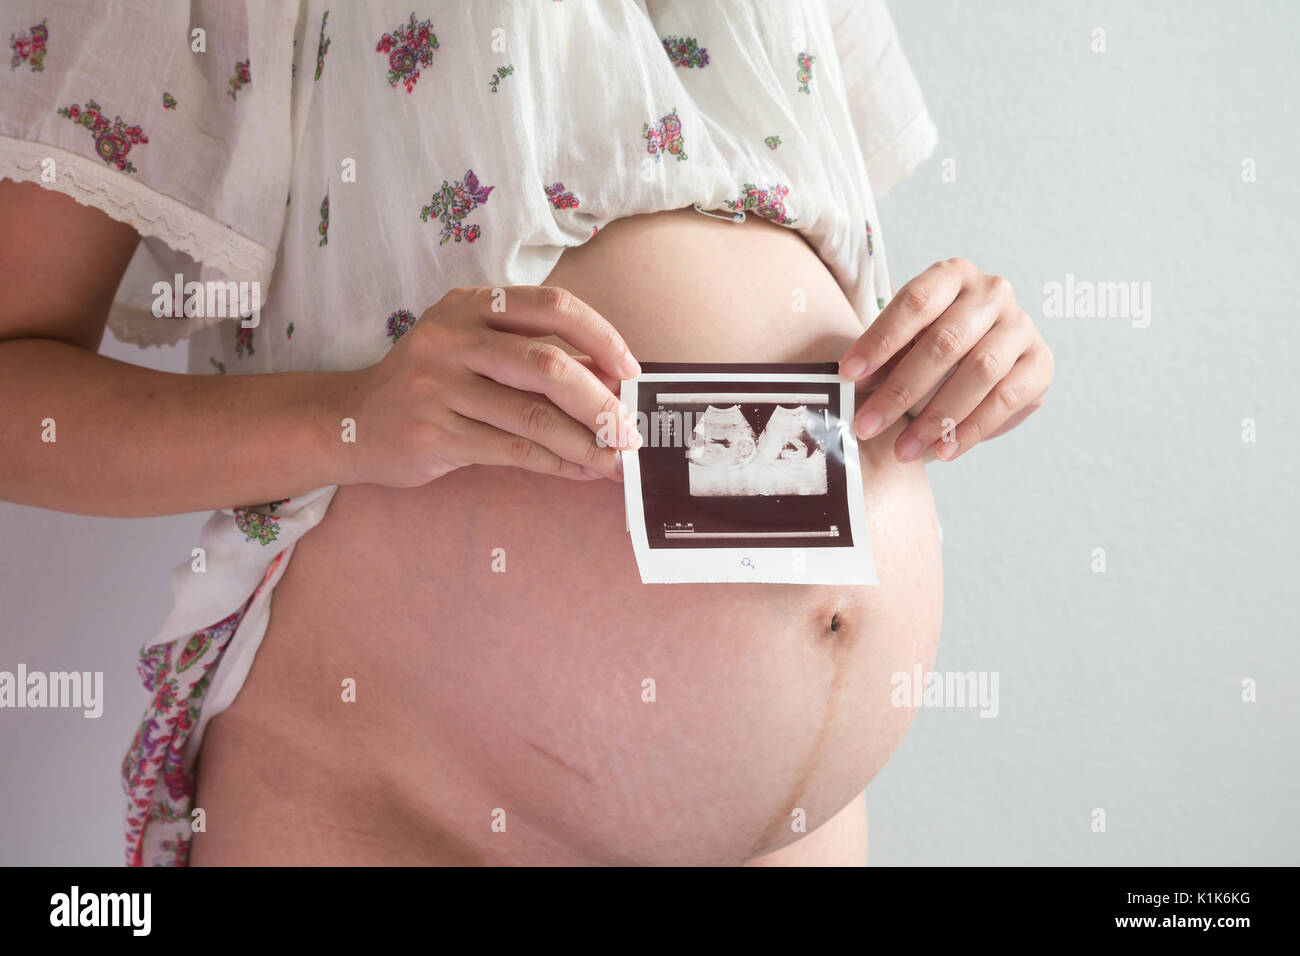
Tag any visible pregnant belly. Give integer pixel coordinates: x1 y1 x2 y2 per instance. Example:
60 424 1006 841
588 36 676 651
191 208 943 866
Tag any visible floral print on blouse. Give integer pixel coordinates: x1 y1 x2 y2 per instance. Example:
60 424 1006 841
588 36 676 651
314 10 330 80
318 193 329 246
420 169 493 244
227 59 250 100
726 183 797 226
663 35 709 69
796 51 815 93
544 182 580 210
55 99 147 173
643 108 687 162
488 64 513 93
123 608 245 867
376 12 438 93
9 17 48 71
386 308 417 341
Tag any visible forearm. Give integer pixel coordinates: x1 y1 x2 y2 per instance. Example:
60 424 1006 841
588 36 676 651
0 338 348 517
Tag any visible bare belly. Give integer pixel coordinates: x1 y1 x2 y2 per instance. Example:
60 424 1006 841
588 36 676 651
190 208 943 866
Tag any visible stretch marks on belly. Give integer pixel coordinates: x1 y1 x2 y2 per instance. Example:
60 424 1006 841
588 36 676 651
748 608 856 855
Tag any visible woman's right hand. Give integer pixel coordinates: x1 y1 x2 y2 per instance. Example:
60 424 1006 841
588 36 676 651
334 285 643 488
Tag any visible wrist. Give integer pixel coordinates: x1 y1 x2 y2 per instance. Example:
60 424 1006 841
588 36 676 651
307 367 368 487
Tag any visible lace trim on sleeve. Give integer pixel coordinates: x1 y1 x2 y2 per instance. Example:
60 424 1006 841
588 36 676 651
0 134 276 346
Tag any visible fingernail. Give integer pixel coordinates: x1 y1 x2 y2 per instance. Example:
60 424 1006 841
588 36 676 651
622 418 643 449
621 351 642 379
614 453 624 475
936 441 959 461
855 409 883 440
840 356 868 380
582 466 603 479
896 435 922 462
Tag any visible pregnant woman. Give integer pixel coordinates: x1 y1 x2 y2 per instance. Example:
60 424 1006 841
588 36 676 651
0 1 1051 865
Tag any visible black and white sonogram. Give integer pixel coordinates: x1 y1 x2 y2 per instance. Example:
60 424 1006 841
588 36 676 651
685 403 828 497
620 363 877 584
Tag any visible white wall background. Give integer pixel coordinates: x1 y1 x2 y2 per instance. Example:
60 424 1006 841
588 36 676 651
867 0 1299 864
2 0 1296 865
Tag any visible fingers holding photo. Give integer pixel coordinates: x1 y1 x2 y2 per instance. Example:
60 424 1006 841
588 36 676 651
839 260 1053 462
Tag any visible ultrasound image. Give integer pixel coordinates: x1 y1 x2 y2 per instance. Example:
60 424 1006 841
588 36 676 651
686 404 828 497
633 370 853 550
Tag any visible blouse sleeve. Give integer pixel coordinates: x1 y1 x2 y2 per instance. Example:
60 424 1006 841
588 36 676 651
0 1 298 347
824 0 939 199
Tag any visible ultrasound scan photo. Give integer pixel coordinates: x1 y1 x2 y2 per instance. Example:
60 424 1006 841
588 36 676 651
620 364 876 585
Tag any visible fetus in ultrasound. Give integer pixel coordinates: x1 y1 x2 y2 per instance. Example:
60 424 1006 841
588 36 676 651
687 404 827 497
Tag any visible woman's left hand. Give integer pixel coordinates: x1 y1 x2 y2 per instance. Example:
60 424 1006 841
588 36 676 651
838 257 1054 462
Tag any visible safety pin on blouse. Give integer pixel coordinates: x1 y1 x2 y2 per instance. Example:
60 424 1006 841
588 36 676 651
692 203 746 224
